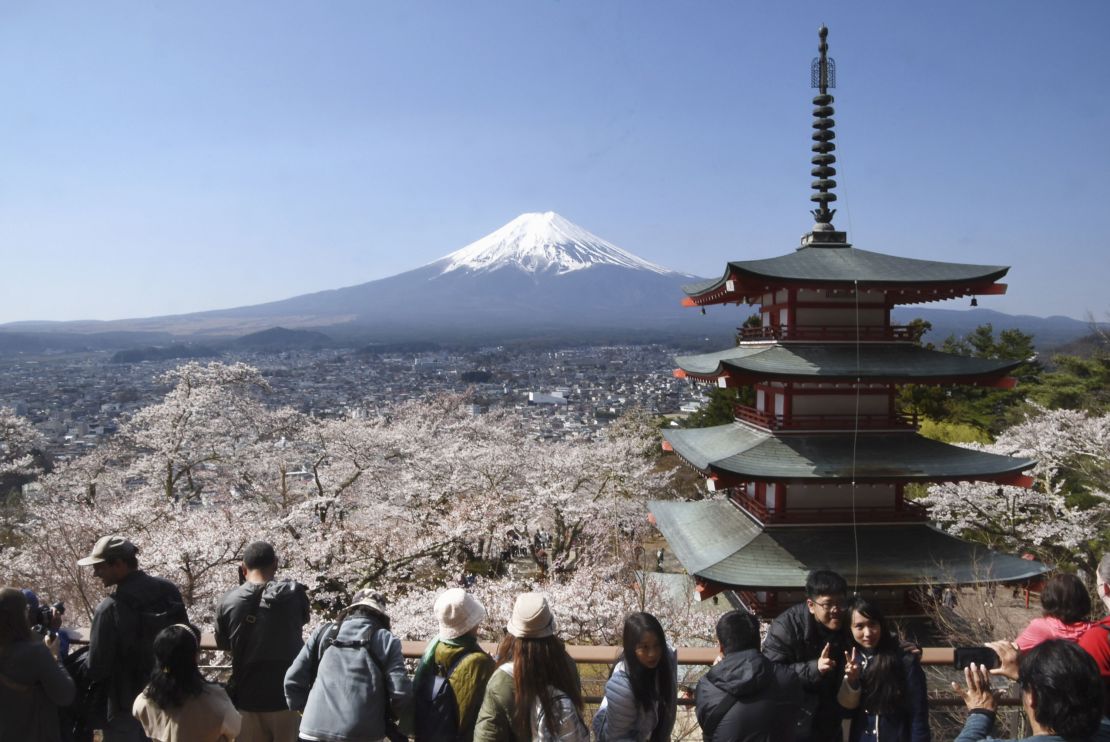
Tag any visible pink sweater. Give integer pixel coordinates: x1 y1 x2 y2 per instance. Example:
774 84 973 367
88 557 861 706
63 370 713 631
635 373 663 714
1015 615 1092 652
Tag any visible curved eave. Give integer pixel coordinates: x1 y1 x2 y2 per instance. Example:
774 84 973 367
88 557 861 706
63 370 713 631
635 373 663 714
662 424 1034 484
673 344 1022 385
681 248 1010 307
648 499 1048 588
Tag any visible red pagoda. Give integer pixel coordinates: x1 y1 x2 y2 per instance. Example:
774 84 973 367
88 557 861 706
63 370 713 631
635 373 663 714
650 27 1044 616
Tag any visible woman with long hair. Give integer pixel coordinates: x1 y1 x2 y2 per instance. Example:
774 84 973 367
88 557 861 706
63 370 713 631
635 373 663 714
593 612 676 742
132 623 241 742
0 586 75 742
837 596 929 742
1015 573 1092 651
473 592 587 742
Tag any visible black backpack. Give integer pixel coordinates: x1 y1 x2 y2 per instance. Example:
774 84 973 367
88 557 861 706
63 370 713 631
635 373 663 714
60 645 98 742
111 590 188 709
412 648 475 741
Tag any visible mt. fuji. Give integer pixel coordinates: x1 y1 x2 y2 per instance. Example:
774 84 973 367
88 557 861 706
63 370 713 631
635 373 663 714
435 211 675 277
2 212 742 345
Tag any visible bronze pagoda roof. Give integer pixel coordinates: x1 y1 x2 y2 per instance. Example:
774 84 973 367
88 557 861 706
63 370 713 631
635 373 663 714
649 499 1046 587
674 343 1021 383
682 245 1009 299
662 423 1033 483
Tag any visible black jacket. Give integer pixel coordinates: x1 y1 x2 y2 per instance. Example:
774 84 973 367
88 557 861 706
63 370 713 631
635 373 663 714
215 579 310 712
86 570 187 720
762 601 850 742
695 648 803 742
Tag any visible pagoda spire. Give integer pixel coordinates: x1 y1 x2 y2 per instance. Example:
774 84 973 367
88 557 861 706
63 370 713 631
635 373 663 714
808 25 842 240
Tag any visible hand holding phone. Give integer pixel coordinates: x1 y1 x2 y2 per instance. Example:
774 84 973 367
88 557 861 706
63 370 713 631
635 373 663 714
954 646 1000 670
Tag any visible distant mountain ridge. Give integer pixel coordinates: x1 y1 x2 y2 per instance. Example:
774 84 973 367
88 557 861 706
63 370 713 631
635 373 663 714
0 212 1101 353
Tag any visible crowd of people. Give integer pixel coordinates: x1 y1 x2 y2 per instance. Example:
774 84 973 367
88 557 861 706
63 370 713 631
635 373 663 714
2 535 1110 742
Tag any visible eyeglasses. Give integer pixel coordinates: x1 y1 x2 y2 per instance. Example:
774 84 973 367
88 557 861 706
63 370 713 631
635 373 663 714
810 599 844 612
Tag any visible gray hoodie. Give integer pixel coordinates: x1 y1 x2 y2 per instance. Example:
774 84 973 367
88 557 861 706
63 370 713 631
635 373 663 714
284 615 413 742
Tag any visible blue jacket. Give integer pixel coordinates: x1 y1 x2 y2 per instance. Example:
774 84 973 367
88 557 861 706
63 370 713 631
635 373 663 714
595 652 677 741
955 710 1110 742
284 615 412 742
955 711 1066 742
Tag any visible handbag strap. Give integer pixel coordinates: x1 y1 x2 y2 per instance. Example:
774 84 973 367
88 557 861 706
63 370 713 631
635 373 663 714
229 583 267 684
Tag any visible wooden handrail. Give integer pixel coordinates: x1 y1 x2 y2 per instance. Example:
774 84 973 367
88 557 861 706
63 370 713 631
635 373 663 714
69 631 1011 708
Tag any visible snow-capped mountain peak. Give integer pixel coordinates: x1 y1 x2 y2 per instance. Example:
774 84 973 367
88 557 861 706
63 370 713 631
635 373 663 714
434 212 675 276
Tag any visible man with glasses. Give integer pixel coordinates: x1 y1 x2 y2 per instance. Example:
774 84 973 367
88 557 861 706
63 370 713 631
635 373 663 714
763 570 850 742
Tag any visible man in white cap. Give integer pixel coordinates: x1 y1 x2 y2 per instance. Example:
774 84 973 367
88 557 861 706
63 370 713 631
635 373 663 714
78 534 187 742
412 588 495 741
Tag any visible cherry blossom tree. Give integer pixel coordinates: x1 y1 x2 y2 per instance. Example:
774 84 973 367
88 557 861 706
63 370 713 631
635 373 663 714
922 406 1110 574
3 363 710 643
1 406 43 480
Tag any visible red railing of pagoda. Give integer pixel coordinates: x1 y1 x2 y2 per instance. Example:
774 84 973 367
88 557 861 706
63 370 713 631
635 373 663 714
738 324 921 342
734 405 917 431
736 495 929 524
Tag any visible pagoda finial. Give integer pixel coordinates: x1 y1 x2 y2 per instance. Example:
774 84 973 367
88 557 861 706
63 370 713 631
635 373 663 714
809 25 838 232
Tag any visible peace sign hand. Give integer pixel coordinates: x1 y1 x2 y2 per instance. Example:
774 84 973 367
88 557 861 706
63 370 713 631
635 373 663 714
843 647 860 687
818 642 837 675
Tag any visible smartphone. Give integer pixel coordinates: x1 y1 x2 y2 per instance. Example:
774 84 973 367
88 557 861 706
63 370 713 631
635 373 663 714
954 646 1000 670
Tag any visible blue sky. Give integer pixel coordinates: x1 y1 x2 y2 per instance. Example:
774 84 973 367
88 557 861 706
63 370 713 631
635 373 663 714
1 1 1106 323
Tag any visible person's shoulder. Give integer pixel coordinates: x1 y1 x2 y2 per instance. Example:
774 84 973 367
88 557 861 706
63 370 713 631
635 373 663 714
458 646 496 669
129 570 182 598
152 572 184 597
1080 616 1110 639
217 582 254 608
92 595 117 617
778 601 809 621
132 690 154 717
1078 618 1110 669
768 601 808 632
604 661 634 697
200 681 235 708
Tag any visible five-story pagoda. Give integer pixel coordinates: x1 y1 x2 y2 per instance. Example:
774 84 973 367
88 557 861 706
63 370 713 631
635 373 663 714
650 27 1045 617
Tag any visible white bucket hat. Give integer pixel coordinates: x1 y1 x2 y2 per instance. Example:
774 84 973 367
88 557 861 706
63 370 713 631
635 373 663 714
506 592 556 639
434 588 487 640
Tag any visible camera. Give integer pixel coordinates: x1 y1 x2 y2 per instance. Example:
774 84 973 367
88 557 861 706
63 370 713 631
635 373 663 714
30 601 65 638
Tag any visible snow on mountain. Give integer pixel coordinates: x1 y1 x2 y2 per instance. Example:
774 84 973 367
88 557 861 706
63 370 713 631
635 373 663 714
434 211 677 277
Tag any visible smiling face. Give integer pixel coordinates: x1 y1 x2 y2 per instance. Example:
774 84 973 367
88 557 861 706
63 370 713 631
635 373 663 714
634 628 663 670
850 609 882 649
807 594 845 631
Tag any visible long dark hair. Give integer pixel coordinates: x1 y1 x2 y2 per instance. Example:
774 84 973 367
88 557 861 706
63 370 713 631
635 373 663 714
495 632 582 738
621 612 675 742
144 624 206 710
846 596 907 714
1040 573 1091 624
